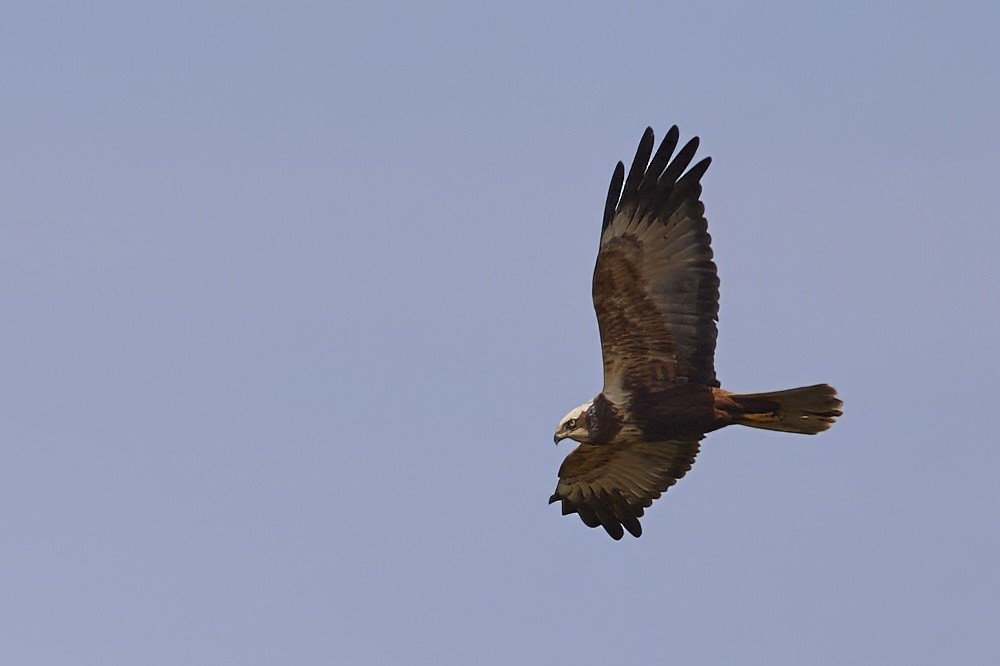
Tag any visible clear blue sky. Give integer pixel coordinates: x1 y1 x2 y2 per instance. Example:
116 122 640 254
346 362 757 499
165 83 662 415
2 2 999 664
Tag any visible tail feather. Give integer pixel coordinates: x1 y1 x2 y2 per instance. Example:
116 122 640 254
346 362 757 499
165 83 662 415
733 384 842 435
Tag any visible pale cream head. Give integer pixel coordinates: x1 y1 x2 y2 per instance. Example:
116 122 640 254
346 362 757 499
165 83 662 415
554 401 593 444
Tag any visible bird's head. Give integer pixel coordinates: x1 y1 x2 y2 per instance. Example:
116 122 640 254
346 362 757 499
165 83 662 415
554 402 593 444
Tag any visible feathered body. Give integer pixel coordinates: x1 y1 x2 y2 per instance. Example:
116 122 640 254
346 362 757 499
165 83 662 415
551 126 842 540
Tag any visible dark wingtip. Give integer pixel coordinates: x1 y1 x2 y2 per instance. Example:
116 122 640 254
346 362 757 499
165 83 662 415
602 161 626 233
682 155 712 184
620 128 656 206
641 126 681 191
660 135 702 185
622 516 643 538
603 522 625 540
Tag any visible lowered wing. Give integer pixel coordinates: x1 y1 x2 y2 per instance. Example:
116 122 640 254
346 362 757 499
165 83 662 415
549 437 701 539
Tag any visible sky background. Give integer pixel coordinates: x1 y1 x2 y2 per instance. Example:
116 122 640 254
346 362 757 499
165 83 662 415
2 1 999 664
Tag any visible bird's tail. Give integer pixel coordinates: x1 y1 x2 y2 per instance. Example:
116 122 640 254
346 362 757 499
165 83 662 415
732 384 842 435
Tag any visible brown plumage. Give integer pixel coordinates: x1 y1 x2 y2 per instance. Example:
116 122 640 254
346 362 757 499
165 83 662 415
551 126 842 540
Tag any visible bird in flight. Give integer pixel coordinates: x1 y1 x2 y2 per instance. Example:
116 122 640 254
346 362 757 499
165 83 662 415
551 126 842 540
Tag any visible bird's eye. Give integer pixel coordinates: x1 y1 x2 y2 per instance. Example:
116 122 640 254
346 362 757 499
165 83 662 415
567 419 577 429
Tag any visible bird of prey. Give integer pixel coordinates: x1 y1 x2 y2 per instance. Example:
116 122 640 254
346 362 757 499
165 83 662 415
551 125 842 540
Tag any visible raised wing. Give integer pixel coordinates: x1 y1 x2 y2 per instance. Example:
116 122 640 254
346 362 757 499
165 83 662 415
594 126 720 394
548 437 701 540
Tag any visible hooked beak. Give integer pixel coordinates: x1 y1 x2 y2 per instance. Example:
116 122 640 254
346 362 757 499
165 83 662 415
554 432 565 445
